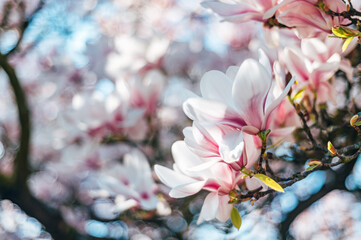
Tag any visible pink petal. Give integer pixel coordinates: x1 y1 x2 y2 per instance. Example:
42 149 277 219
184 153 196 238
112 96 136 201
232 59 272 130
183 98 245 127
277 2 331 36
283 48 309 81
269 126 296 138
211 163 234 191
263 0 293 19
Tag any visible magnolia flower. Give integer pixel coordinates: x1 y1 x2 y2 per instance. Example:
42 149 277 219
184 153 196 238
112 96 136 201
280 38 342 103
201 0 292 23
183 122 258 171
277 0 350 38
155 141 242 223
115 69 166 116
67 91 147 141
183 50 295 135
99 149 158 211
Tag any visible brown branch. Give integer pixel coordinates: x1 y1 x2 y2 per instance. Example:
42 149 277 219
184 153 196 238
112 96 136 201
0 53 30 188
0 53 81 240
288 97 327 152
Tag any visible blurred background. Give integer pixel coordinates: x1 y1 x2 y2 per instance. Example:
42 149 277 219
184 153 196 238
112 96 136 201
0 0 361 239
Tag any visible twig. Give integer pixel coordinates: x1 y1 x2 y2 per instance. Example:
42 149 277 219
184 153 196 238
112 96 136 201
5 0 44 56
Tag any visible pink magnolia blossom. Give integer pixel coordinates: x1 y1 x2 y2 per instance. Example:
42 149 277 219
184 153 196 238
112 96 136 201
67 91 147 141
183 51 295 135
201 0 292 23
183 122 258 171
280 38 342 103
155 141 242 223
98 149 158 211
116 70 166 116
277 0 350 38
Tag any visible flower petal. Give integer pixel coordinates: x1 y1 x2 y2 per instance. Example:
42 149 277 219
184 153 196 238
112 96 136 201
171 141 204 174
154 165 197 189
170 180 207 198
232 59 272 129
197 192 219 224
216 195 233 222
183 98 245 127
200 70 234 107
263 76 295 129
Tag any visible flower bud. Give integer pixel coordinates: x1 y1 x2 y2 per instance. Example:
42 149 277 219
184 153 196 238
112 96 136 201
327 141 337 155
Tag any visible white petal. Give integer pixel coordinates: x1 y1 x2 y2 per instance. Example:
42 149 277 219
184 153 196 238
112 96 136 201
263 76 295 129
188 158 220 172
197 192 219 224
171 141 203 173
169 180 207 198
258 49 272 77
183 98 244 127
154 165 196 189
200 70 234 106
232 59 272 129
216 195 233 222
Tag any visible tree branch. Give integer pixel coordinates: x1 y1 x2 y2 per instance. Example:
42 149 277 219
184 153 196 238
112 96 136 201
5 0 44 56
0 53 30 188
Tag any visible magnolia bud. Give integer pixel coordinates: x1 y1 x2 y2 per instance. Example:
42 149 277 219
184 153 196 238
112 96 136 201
327 141 337 155
350 114 360 127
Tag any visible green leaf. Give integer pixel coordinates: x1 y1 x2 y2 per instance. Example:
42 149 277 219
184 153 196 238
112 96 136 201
231 207 242 230
305 165 318 171
354 121 361 126
332 27 349 38
292 87 306 100
254 174 284 192
342 37 354 52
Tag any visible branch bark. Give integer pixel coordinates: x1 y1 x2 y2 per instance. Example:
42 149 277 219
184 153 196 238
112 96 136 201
0 53 30 188
0 53 81 240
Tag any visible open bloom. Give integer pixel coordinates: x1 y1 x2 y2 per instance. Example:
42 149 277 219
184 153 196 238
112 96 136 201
183 122 259 171
155 141 242 223
99 149 158 211
277 0 350 38
183 50 295 135
280 38 343 103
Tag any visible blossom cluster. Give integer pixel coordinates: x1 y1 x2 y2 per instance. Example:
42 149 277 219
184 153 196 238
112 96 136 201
0 0 360 238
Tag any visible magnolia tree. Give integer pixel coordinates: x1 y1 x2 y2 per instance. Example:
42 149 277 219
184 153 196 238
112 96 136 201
0 0 361 239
